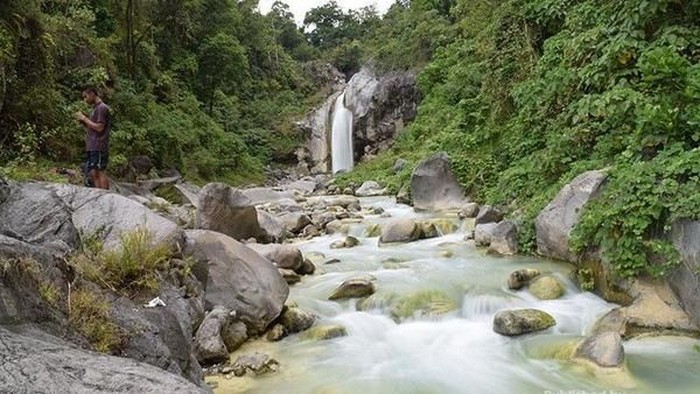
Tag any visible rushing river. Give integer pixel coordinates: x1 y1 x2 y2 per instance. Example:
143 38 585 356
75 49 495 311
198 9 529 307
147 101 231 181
211 197 700 394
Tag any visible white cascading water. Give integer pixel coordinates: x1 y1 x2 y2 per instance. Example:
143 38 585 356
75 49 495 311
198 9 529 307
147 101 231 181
212 196 700 394
331 91 354 174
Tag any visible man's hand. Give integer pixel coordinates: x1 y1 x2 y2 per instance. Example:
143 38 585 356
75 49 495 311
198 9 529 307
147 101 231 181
74 111 87 122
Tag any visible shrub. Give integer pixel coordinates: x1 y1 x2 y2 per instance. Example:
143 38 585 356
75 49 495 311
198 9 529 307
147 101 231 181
72 228 172 296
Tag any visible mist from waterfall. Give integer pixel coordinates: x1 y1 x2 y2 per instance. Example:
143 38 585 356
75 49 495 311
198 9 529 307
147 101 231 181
331 91 354 174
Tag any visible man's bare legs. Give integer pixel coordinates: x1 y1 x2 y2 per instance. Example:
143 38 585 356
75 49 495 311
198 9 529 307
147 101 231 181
90 169 110 189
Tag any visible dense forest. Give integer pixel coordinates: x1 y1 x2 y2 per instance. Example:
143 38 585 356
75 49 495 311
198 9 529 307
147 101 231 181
2 0 699 277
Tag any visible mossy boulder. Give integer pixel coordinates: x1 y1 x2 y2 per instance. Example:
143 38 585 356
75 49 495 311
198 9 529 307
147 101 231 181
357 290 457 321
280 307 316 333
302 325 348 340
390 290 457 320
493 309 556 336
529 275 565 300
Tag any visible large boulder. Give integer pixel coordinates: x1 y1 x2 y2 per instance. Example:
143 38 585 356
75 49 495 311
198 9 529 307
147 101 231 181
195 183 264 242
49 183 183 251
379 219 421 244
474 223 498 246
410 152 466 211
669 220 700 327
488 221 518 255
574 331 625 368
183 230 289 335
0 181 79 248
535 170 607 262
593 278 699 338
246 243 304 272
474 205 504 225
256 210 286 243
279 307 316 334
493 309 556 336
110 292 204 385
0 327 209 393
529 275 565 300
329 277 376 300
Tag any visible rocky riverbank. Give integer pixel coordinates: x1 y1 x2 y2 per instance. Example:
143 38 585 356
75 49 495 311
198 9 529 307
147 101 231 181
1 151 698 391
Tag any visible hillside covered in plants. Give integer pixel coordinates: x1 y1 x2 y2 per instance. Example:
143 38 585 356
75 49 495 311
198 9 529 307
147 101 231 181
339 0 700 278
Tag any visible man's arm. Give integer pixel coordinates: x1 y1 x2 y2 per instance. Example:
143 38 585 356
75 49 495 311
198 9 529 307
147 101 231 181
75 111 106 133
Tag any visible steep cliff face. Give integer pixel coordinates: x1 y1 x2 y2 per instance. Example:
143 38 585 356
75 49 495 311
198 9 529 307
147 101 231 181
345 68 420 161
297 66 420 174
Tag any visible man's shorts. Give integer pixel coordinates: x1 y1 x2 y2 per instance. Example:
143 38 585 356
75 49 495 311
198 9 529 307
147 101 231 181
86 150 109 171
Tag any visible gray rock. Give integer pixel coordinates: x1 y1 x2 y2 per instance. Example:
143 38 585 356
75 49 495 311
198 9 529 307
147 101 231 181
669 220 700 327
574 331 625 368
507 269 541 290
221 319 247 353
173 182 201 207
379 219 421 244
535 170 607 262
475 205 504 225
493 309 556 336
458 203 480 219
280 307 316 333
231 352 279 377
474 223 499 247
193 307 229 366
283 180 318 196
279 268 301 285
184 230 289 335
392 158 408 174
355 181 387 197
110 293 205 385
0 181 79 248
9 183 183 252
330 236 360 249
246 244 303 271
329 278 376 300
419 222 439 239
195 183 264 242
302 224 321 238
325 219 349 235
411 152 466 211
0 327 209 393
256 210 286 243
396 184 411 205
529 275 565 300
488 221 518 255
279 212 312 233
266 324 288 341
298 259 316 275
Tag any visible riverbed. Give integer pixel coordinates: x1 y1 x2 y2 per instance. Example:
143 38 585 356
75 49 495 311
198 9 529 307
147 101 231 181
211 197 700 394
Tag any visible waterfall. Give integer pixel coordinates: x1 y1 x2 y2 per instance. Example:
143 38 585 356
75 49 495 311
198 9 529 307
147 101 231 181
331 91 354 174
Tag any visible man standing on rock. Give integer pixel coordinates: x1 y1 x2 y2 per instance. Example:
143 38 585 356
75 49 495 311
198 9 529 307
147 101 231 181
75 87 111 189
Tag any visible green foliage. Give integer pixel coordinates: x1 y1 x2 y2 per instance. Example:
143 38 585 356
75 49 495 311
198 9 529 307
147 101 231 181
72 228 172 297
69 289 121 353
345 0 700 280
0 0 319 185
